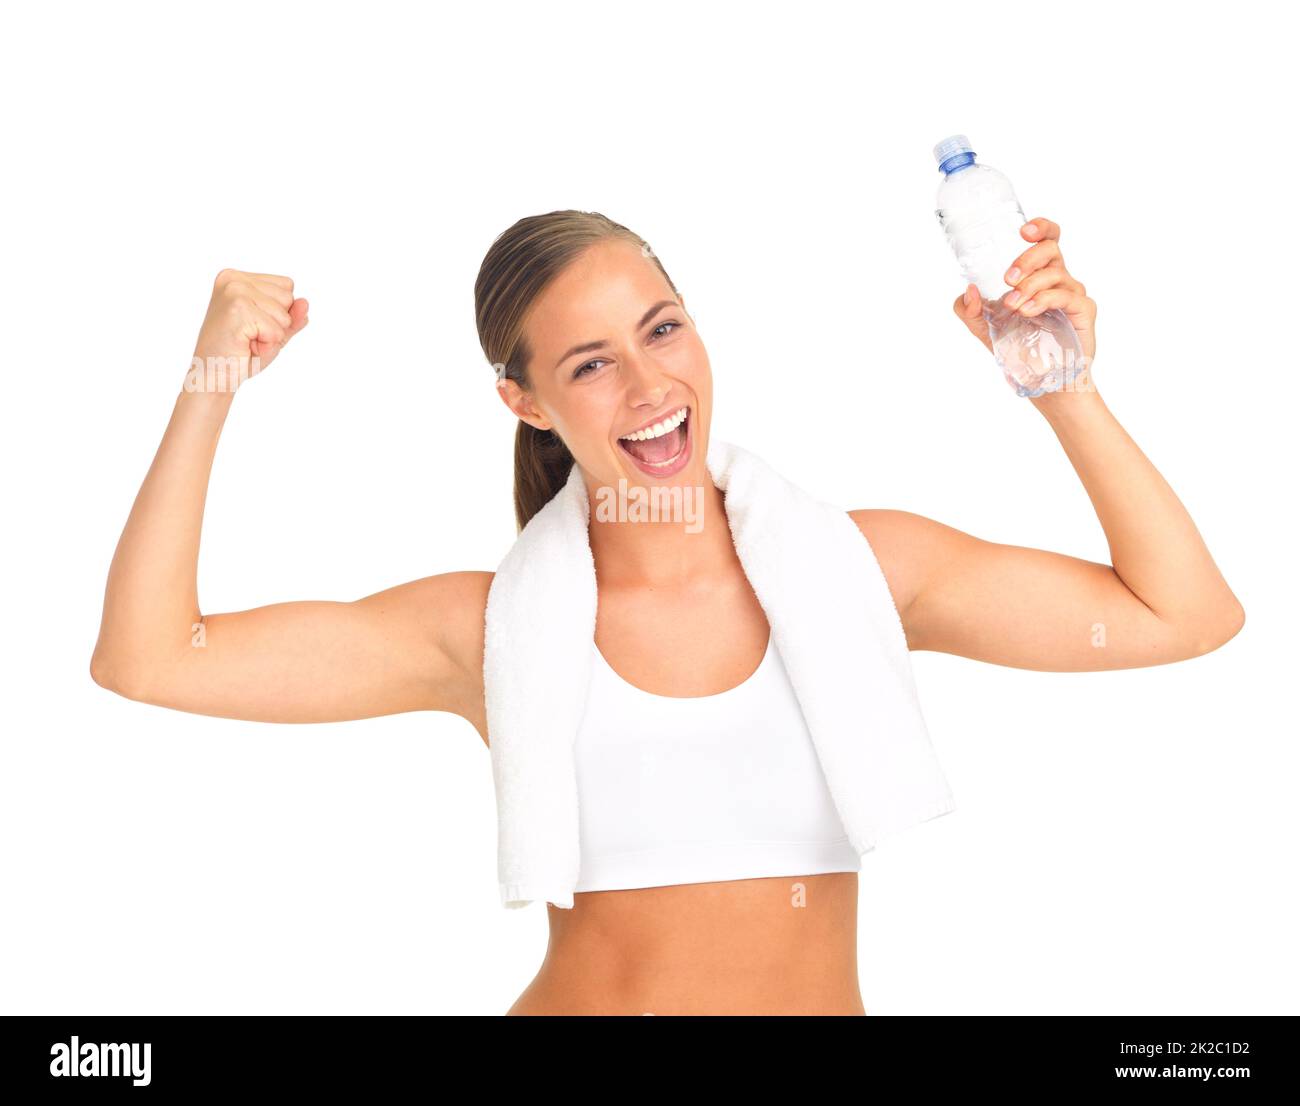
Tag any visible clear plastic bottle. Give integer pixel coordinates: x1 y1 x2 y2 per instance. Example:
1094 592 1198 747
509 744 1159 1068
933 135 1086 397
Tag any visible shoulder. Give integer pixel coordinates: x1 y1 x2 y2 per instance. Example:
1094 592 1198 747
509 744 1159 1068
369 570 494 627
379 571 494 732
845 509 964 637
847 507 937 561
363 570 494 682
430 571 495 701
421 570 494 659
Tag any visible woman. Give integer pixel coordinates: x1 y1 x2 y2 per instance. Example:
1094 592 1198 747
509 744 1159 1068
90 210 1244 1016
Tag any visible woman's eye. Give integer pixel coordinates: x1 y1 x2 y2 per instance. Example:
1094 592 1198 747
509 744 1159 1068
571 323 680 379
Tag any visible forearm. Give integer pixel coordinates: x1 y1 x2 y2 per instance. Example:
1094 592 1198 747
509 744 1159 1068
1030 387 1244 638
92 386 234 677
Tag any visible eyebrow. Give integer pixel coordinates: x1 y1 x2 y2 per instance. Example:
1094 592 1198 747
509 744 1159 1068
554 300 680 372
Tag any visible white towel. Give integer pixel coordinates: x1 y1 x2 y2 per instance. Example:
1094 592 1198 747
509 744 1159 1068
483 437 957 909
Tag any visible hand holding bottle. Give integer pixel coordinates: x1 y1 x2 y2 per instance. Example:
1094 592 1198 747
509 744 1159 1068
934 136 1095 397
952 217 1096 370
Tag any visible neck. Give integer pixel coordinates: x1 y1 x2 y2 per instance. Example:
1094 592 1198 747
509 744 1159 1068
584 465 737 590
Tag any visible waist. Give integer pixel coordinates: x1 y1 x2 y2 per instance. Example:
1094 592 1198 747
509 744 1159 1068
575 836 860 894
507 872 864 1015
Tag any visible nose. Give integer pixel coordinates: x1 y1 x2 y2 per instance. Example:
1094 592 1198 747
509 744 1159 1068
623 352 674 410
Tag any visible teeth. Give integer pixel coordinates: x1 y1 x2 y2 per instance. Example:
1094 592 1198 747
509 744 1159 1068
619 407 688 442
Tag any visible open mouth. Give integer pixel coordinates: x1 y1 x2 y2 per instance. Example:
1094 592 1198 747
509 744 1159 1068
617 406 690 469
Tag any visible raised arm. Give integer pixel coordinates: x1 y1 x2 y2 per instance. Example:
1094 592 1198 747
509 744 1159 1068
851 389 1244 672
852 488 1242 673
850 216 1244 673
89 270 490 732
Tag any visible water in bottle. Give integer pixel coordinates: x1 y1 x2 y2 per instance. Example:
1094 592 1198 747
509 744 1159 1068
933 135 1086 397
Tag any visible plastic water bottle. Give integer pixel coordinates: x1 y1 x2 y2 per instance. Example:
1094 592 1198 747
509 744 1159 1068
933 135 1086 397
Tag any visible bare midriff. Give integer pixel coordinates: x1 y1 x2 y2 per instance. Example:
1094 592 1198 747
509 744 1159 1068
506 871 865 1015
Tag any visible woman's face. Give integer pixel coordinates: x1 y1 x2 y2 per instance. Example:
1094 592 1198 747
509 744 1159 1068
500 238 712 491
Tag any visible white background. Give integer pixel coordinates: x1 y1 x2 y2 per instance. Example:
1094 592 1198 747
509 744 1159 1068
2 0 1294 1015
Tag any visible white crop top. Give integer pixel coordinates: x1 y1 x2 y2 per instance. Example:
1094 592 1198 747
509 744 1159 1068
572 632 862 894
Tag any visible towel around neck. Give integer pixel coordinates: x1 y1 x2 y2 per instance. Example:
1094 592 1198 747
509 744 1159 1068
482 438 957 909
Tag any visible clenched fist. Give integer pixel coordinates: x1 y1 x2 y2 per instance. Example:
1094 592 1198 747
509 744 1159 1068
186 269 309 393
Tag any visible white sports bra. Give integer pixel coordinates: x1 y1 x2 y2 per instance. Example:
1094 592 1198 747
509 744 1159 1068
572 631 862 894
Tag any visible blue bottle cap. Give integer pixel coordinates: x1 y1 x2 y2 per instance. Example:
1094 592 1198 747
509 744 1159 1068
933 134 976 174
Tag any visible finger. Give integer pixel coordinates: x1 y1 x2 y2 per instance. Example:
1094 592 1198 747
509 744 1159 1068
244 272 295 293
218 276 291 317
1004 239 1063 285
1006 266 1085 307
1011 286 1094 322
250 280 295 310
953 284 992 352
283 297 310 340
954 282 981 320
1021 217 1060 244
249 294 293 329
240 304 288 347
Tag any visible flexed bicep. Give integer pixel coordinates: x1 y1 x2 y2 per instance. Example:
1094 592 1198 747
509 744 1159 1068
849 508 1214 672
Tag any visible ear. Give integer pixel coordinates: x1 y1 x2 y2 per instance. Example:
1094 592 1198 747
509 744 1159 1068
496 378 553 432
